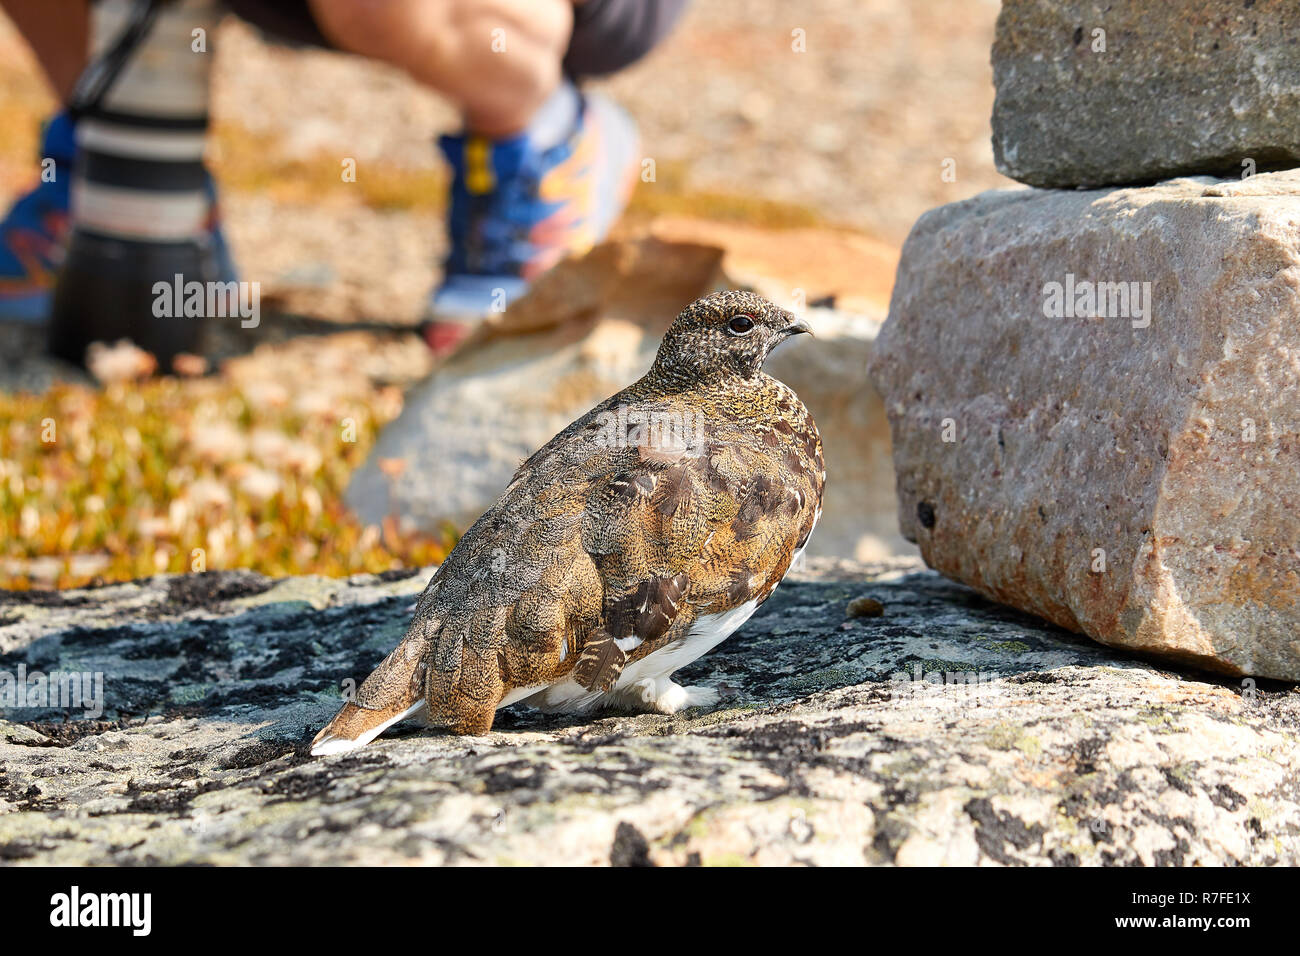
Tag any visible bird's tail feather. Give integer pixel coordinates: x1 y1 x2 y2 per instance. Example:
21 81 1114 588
311 699 426 756
311 624 432 756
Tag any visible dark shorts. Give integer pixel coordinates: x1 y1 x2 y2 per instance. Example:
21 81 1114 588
223 0 688 79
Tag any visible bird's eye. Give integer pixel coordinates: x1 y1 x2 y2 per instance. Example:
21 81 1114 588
727 314 756 335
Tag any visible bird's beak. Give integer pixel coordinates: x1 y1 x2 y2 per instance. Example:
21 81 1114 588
781 317 813 338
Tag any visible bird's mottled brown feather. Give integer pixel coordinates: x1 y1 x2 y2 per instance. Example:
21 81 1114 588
572 627 625 691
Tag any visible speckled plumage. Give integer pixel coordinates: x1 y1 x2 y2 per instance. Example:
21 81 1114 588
312 291 825 754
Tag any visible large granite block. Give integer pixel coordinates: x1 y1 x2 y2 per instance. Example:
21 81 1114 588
869 171 1300 678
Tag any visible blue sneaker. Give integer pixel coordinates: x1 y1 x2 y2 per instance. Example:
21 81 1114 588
0 113 74 322
0 110 237 325
423 83 639 355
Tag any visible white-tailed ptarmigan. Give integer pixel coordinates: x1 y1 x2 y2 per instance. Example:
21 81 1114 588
312 290 824 754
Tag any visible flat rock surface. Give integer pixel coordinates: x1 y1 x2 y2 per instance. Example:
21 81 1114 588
1 561 1296 866
992 0 1300 187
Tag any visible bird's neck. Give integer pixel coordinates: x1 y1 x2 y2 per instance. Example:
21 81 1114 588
636 363 778 407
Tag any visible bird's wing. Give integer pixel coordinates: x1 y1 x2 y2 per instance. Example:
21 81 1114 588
572 416 820 687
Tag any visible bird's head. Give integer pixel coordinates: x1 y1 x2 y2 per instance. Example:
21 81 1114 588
651 290 811 385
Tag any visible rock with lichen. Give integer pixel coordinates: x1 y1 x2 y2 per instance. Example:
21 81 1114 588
0 560 1295 866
